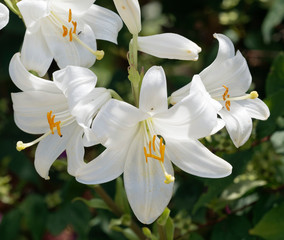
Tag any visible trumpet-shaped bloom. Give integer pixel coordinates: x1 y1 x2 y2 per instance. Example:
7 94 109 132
76 66 232 224
17 0 123 76
0 3 9 30
10 53 111 179
113 0 141 34
171 33 270 147
137 33 202 61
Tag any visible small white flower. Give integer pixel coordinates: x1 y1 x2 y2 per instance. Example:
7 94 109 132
171 33 270 147
0 3 9 30
137 33 202 61
113 0 141 34
10 53 111 179
17 0 123 76
76 66 232 224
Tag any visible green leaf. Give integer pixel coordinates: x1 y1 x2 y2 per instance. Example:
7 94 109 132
266 52 284 96
250 202 284 240
262 0 284 43
193 150 253 213
157 207 170 226
257 90 284 138
20 194 48 240
0 208 22 240
114 177 131 214
73 197 111 211
164 216 174 240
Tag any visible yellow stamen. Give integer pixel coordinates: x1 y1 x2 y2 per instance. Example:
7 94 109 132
69 28 73 41
222 85 231 111
62 25 68 37
68 9 72 23
72 21 77 33
222 85 229 101
47 111 62 137
144 135 174 184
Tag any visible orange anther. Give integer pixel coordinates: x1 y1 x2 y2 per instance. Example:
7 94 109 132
68 9 72 22
144 135 165 163
72 21 77 34
222 85 229 101
69 28 73 41
62 25 68 37
47 111 62 137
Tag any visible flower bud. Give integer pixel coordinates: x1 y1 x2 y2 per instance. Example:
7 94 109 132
113 0 141 34
137 33 202 61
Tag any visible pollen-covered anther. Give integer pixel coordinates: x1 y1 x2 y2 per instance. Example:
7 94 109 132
222 85 231 111
62 9 77 42
144 135 174 184
47 111 62 137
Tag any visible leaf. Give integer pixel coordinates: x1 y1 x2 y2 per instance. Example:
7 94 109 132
20 194 48 240
0 208 22 240
157 207 170 226
262 0 284 43
265 52 284 96
250 202 284 240
193 150 253 213
114 177 131 214
73 197 111 211
164 216 174 240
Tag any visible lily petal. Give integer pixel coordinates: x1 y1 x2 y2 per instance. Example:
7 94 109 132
218 102 252 147
34 122 77 179
76 146 127 184
50 0 94 15
9 53 59 93
124 129 174 224
53 66 97 110
92 99 148 146
21 29 53 77
17 0 49 29
137 33 201 61
83 4 123 44
42 18 97 69
12 91 69 134
66 126 86 176
113 0 141 34
0 3 9 30
139 66 168 114
238 98 270 120
166 137 232 178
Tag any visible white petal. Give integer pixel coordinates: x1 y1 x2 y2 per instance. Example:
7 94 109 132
218 102 252 147
238 98 270 120
66 127 86 176
50 0 94 15
34 122 77 179
137 33 201 61
155 76 219 140
201 51 252 97
17 0 49 29
166 137 232 178
53 66 97 110
113 0 141 34
170 82 190 105
139 66 168 114
9 53 60 93
71 88 111 128
124 129 174 224
0 3 9 30
83 4 122 44
12 91 69 134
92 99 148 146
42 18 96 69
210 118 225 135
21 29 53 77
76 146 127 184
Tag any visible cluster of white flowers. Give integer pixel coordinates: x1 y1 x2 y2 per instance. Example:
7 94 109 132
2 0 270 224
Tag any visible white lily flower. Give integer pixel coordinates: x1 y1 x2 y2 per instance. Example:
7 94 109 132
171 33 270 147
17 0 123 76
76 66 232 224
113 0 141 34
137 33 202 61
0 3 9 30
10 53 111 179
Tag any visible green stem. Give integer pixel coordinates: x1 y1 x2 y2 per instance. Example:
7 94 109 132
94 185 145 240
158 224 167 240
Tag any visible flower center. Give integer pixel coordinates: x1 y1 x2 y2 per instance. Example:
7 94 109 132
143 133 174 184
16 111 73 152
214 85 259 111
49 9 104 60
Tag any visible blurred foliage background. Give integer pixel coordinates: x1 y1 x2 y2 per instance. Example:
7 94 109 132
0 0 284 239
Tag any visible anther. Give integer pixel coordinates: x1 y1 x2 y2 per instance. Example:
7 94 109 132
68 9 72 23
47 111 62 137
62 25 68 37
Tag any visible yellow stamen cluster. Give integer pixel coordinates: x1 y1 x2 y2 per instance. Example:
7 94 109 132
144 135 174 184
222 85 231 111
47 111 62 137
62 9 77 41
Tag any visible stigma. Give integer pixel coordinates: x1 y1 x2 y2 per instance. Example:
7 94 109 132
16 111 63 152
144 135 175 184
214 85 259 111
